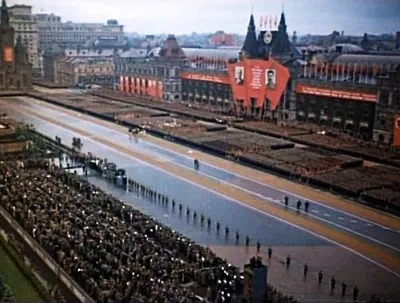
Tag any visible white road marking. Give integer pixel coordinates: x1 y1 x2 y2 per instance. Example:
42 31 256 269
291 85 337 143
108 123 400 233
351 220 358 223
12 101 400 259
311 210 319 214
366 223 374 227
338 217 344 220
23 98 400 234
323 213 330 217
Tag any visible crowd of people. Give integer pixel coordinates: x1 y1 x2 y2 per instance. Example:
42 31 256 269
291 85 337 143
0 275 16 303
0 155 300 303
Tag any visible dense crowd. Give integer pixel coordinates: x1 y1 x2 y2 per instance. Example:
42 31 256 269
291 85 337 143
0 156 299 303
0 275 16 303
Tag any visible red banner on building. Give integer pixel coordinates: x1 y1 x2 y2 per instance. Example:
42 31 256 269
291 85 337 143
227 57 290 111
394 115 400 147
4 47 14 63
181 72 230 84
296 85 377 102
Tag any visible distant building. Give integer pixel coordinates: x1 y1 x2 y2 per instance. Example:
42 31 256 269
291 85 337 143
42 44 63 82
0 0 32 90
43 47 124 82
374 64 400 145
116 35 185 100
33 13 124 50
8 4 40 75
294 54 400 140
209 31 236 47
54 56 115 87
118 11 296 115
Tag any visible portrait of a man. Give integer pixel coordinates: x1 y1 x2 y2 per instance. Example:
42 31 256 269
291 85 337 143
266 69 276 89
235 66 245 85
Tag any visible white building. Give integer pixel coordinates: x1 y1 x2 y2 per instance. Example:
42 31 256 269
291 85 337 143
33 14 124 50
8 5 40 75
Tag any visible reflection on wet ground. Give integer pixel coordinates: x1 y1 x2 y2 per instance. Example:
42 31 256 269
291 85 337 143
3 102 400 302
5 106 327 247
9 97 400 253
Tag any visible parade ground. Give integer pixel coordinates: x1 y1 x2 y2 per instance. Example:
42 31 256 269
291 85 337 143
1 94 400 302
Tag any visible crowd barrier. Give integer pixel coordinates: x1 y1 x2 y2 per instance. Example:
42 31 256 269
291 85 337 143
0 206 95 303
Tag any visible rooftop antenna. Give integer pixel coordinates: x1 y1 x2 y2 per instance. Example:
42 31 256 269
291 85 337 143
282 2 285 13
251 3 254 15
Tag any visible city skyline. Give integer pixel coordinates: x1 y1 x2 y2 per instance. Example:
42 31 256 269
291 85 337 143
7 0 400 36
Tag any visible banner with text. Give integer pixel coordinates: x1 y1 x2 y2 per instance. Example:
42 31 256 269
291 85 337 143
227 57 290 111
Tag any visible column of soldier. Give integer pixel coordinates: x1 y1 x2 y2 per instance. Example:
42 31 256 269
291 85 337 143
283 197 361 301
0 155 300 303
94 154 365 302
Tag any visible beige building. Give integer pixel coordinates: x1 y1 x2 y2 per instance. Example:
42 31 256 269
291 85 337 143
8 5 40 76
33 14 124 50
54 57 115 87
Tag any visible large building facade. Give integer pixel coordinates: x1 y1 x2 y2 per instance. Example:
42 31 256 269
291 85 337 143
8 5 40 75
374 64 400 144
54 56 114 87
118 12 293 115
116 35 185 101
33 14 124 50
0 0 32 90
117 12 400 147
44 47 123 83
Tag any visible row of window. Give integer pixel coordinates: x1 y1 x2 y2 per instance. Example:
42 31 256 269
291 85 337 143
182 81 230 92
77 67 114 73
297 103 372 123
118 66 179 78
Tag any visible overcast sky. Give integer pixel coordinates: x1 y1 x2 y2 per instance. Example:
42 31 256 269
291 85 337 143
8 0 400 35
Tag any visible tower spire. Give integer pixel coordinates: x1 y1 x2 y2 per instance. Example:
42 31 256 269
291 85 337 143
1 0 10 28
282 2 285 13
242 14 258 58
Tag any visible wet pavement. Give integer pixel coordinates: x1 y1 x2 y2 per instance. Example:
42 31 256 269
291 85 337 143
4 105 326 247
3 97 400 302
7 96 400 253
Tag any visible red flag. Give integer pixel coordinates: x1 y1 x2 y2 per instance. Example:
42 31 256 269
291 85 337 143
269 15 273 29
260 16 263 28
264 15 268 28
274 15 278 28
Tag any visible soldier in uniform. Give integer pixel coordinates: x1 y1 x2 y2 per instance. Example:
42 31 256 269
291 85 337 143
296 200 302 210
284 196 289 206
353 286 359 301
318 271 323 285
303 263 308 278
341 281 347 297
304 200 310 212
331 276 336 292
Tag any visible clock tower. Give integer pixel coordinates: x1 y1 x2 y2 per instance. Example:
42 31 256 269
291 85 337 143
0 0 15 71
0 0 32 90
